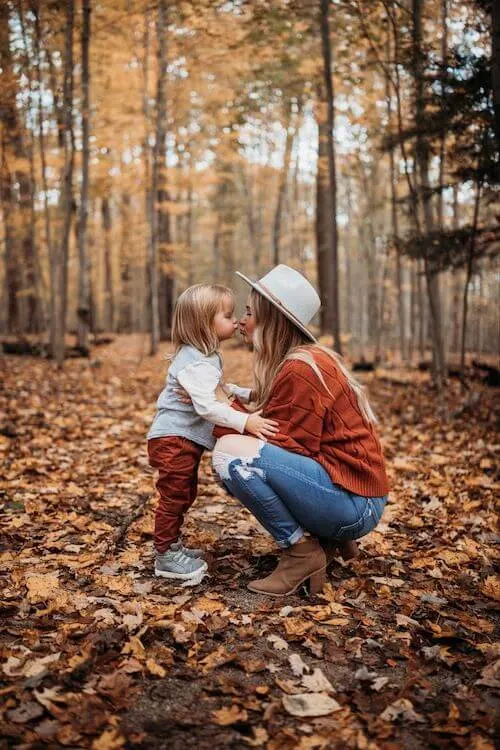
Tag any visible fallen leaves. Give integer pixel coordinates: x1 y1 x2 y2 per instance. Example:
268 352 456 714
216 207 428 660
380 698 425 723
212 705 249 725
481 574 500 601
0 338 498 748
282 693 341 718
25 572 61 602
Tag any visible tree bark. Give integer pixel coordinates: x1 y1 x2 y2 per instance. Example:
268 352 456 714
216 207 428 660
101 196 114 331
33 0 55 341
492 0 500 147
52 0 75 365
412 0 446 386
149 0 170 354
273 99 296 265
0 2 42 334
385 29 406 361
460 171 483 370
240 166 261 276
0 3 20 334
437 0 448 230
17 0 46 333
319 0 341 353
315 93 334 334
77 0 91 349
156 1 174 341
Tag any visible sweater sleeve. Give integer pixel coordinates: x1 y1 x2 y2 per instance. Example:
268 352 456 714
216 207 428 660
223 383 252 403
262 362 326 456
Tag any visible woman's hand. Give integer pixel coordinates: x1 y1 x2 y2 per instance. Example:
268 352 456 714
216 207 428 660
245 410 279 440
174 386 192 404
174 384 232 405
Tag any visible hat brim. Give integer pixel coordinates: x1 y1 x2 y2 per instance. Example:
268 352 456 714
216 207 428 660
235 271 317 343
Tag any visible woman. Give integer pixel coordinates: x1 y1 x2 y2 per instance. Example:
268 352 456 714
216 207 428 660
212 264 389 597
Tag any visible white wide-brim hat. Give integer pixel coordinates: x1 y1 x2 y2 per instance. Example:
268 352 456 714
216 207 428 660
235 264 320 342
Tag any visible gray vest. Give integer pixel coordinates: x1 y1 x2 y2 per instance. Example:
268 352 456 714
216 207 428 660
147 346 222 450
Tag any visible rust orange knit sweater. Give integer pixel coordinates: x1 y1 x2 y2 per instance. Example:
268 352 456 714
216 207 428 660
214 347 389 498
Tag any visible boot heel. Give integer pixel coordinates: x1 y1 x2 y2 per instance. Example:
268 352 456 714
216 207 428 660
339 540 359 561
308 568 326 595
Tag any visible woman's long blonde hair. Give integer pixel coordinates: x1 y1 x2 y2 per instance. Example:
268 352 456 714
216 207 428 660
170 283 233 358
251 290 377 425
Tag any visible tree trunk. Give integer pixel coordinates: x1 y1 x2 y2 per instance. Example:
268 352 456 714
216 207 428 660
492 0 500 146
360 164 380 343
77 0 91 349
344 178 354 344
437 0 448 230
374 246 390 363
240 166 261 276
52 0 75 365
289 149 301 268
186 171 194 287
101 196 114 331
142 6 153 338
273 99 296 266
0 2 42 334
0 4 20 334
156 2 174 341
118 191 132 331
385 30 406 361
33 0 55 341
460 175 482 371
319 0 341 353
417 261 425 360
149 0 170 354
315 93 334 334
413 0 446 386
17 0 46 333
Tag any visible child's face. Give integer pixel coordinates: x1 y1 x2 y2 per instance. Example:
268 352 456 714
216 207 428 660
214 295 238 341
239 295 256 344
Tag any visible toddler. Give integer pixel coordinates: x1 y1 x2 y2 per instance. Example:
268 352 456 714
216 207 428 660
147 283 278 584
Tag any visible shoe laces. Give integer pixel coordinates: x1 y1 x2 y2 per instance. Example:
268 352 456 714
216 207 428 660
168 548 192 566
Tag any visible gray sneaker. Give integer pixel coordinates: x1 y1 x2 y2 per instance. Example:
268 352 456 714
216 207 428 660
170 540 204 558
155 547 207 582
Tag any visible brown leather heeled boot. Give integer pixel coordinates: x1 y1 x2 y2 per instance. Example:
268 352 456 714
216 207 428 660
322 539 360 564
247 537 327 597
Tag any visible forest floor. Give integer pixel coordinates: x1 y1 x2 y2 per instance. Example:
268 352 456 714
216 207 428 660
1 335 499 750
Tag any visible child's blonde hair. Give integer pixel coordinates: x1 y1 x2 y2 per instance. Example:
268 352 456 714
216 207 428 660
171 283 234 357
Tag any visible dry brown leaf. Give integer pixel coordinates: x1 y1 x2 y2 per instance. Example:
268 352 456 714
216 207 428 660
289 653 309 677
25 572 60 602
244 726 269 747
212 704 248 725
301 668 334 693
380 698 425 723
91 727 126 750
481 575 500 601
282 692 341 717
145 659 166 678
283 617 313 637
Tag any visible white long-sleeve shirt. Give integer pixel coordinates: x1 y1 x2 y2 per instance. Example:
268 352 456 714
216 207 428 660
147 345 252 450
177 361 251 434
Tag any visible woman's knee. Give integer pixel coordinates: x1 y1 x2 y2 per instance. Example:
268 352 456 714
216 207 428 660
214 435 262 457
212 436 263 482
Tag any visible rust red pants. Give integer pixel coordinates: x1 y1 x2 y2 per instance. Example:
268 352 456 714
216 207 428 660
148 436 204 554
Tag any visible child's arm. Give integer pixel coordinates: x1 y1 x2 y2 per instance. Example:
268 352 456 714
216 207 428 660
177 362 276 439
222 382 253 404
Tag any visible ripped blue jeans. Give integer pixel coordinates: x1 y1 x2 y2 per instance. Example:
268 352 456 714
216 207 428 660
213 442 387 548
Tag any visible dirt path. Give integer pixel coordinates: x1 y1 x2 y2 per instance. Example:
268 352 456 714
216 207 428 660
0 336 498 749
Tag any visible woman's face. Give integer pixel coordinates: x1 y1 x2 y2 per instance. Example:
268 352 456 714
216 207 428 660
239 294 256 344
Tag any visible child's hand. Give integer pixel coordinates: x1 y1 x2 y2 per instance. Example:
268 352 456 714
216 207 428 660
245 411 279 440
